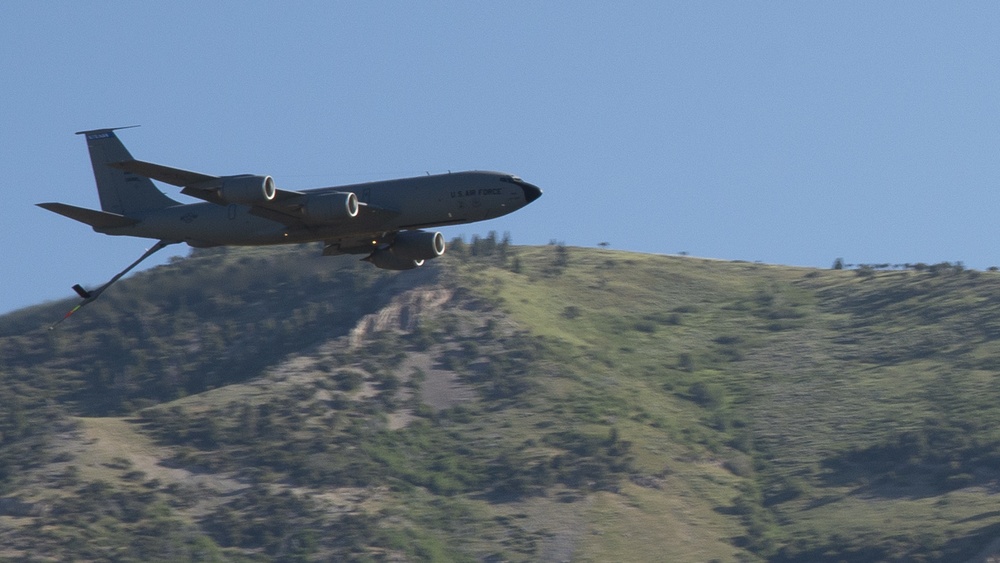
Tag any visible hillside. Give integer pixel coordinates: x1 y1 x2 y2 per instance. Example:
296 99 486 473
3 240 1000 561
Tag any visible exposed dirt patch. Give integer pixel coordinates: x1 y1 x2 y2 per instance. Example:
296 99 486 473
48 417 246 516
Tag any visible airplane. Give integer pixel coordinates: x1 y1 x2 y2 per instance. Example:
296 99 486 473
38 126 542 327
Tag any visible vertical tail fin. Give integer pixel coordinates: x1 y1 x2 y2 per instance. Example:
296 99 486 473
76 127 180 216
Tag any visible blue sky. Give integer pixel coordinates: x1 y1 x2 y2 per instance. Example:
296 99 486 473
4 2 1000 314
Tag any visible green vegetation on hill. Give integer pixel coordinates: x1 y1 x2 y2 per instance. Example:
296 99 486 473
2 238 1000 561
0 246 402 415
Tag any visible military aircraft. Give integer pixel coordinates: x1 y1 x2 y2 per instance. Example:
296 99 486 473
38 126 542 327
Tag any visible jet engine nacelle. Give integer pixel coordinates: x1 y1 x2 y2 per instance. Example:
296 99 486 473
304 192 359 222
365 230 446 270
391 230 446 262
365 250 425 270
217 175 276 204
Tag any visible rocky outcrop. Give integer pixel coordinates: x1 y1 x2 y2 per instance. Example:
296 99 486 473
348 288 453 348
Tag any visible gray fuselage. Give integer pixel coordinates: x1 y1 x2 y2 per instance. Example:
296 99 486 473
101 171 541 248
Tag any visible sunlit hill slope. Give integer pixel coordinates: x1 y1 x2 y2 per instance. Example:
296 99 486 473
3 240 1000 562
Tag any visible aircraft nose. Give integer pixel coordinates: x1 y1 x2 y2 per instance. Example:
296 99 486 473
520 182 542 204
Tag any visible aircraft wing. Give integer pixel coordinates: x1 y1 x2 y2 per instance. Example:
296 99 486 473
107 160 216 187
108 159 308 225
108 159 399 228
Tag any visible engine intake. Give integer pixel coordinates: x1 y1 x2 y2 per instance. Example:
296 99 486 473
217 175 275 204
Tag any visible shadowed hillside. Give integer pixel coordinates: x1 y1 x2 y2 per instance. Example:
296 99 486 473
3 239 1000 561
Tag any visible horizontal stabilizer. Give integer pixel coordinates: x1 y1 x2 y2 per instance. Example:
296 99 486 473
36 202 139 229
